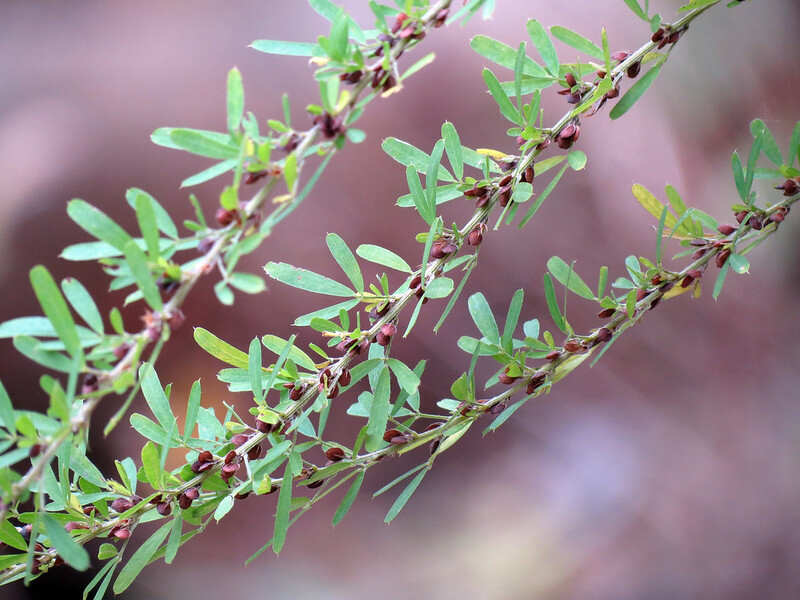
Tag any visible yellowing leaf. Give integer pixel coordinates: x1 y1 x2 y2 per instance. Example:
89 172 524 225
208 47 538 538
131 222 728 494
631 184 678 229
476 148 509 160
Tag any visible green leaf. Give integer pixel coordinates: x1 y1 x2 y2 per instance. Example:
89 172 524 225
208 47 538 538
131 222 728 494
482 68 522 124
227 67 244 133
568 150 587 170
609 63 663 120
169 129 239 159
13 336 73 372
511 182 533 203
141 440 161 489
441 122 463 181
623 0 647 19
249 39 316 56
789 121 800 168
332 470 364 526
261 334 316 371
406 165 434 224
283 152 298 192
501 289 524 353
112 521 171 594
134 192 160 262
526 19 559 76
744 132 763 205
550 26 603 60
248 337 263 403
386 358 420 395
164 514 183 565
214 281 234 306
326 233 363 292
272 460 293 554
60 278 103 334
365 368 391 452
0 380 14 431
546 257 595 300
228 273 267 294
750 119 781 165
0 518 27 551
181 159 237 188
468 292 500 345
728 253 750 274
183 380 201 441
66 199 132 252
384 467 427 523
425 140 445 220
328 9 349 61
264 262 354 296
424 277 454 299
193 327 250 369
43 514 90 571
381 138 454 182
470 35 549 78
214 495 235 522
356 244 412 273
484 397 531 434
139 364 176 433
122 240 163 311
29 266 82 360
712 262 730 300
543 273 566 332
731 151 747 202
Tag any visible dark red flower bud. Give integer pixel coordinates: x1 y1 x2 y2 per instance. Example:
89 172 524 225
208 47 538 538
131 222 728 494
166 309 185 331
717 224 736 235
651 28 665 42
409 274 422 289
326 447 346 462
557 123 580 149
221 463 240 480
178 494 193 510
197 450 213 463
381 323 397 338
498 185 512 206
526 374 546 394
430 242 446 259
688 269 703 279
749 216 763 230
247 444 262 461
596 327 612 343
215 207 236 227
545 350 561 361
338 369 351 387
611 50 630 62
112 527 131 540
224 450 237 465
567 93 582 104
157 502 172 516
376 332 390 346
433 8 449 27
636 289 648 302
691 248 707 260
499 174 513 187
523 165 535 184
564 340 581 353
680 275 694 288
391 12 408 34
111 498 134 513
255 419 272 433
716 248 731 268
244 170 269 185
28 443 42 458
64 522 87 532
597 307 615 318
326 383 340 399
467 228 483 246
626 61 641 78
290 384 304 401
184 487 200 501
565 72 577 87
383 428 402 443
497 373 516 385
605 85 620 99
777 179 799 196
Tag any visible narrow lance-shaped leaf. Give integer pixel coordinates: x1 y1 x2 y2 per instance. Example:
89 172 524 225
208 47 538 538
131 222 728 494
169 129 240 160
543 273 566 332
122 240 163 311
519 163 569 228
112 521 172 594
139 364 176 433
134 192 160 261
60 278 103 334
501 289 524 354
426 140 445 218
526 19 559 76
406 165 434 224
468 292 500 345
441 122 463 181
30 266 82 361
384 467 427 523
550 26 603 60
249 39 316 56
546 257 595 300
194 327 250 369
609 63 663 120
365 368 391 452
482 68 522 124
42 514 90 571
264 262 354 296
332 470 365 526
326 233 364 292
67 199 132 252
469 35 549 78
382 138 454 182
183 380 201 441
248 337 263 403
356 245 412 273
272 459 294 554
227 67 244 133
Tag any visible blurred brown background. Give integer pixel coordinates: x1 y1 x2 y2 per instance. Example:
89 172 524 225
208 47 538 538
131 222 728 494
3 1 800 598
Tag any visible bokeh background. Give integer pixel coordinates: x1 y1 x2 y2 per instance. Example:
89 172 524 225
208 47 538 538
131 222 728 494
2 1 800 598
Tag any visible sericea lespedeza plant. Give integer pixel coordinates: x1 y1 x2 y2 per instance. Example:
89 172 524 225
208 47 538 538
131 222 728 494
0 0 794 595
